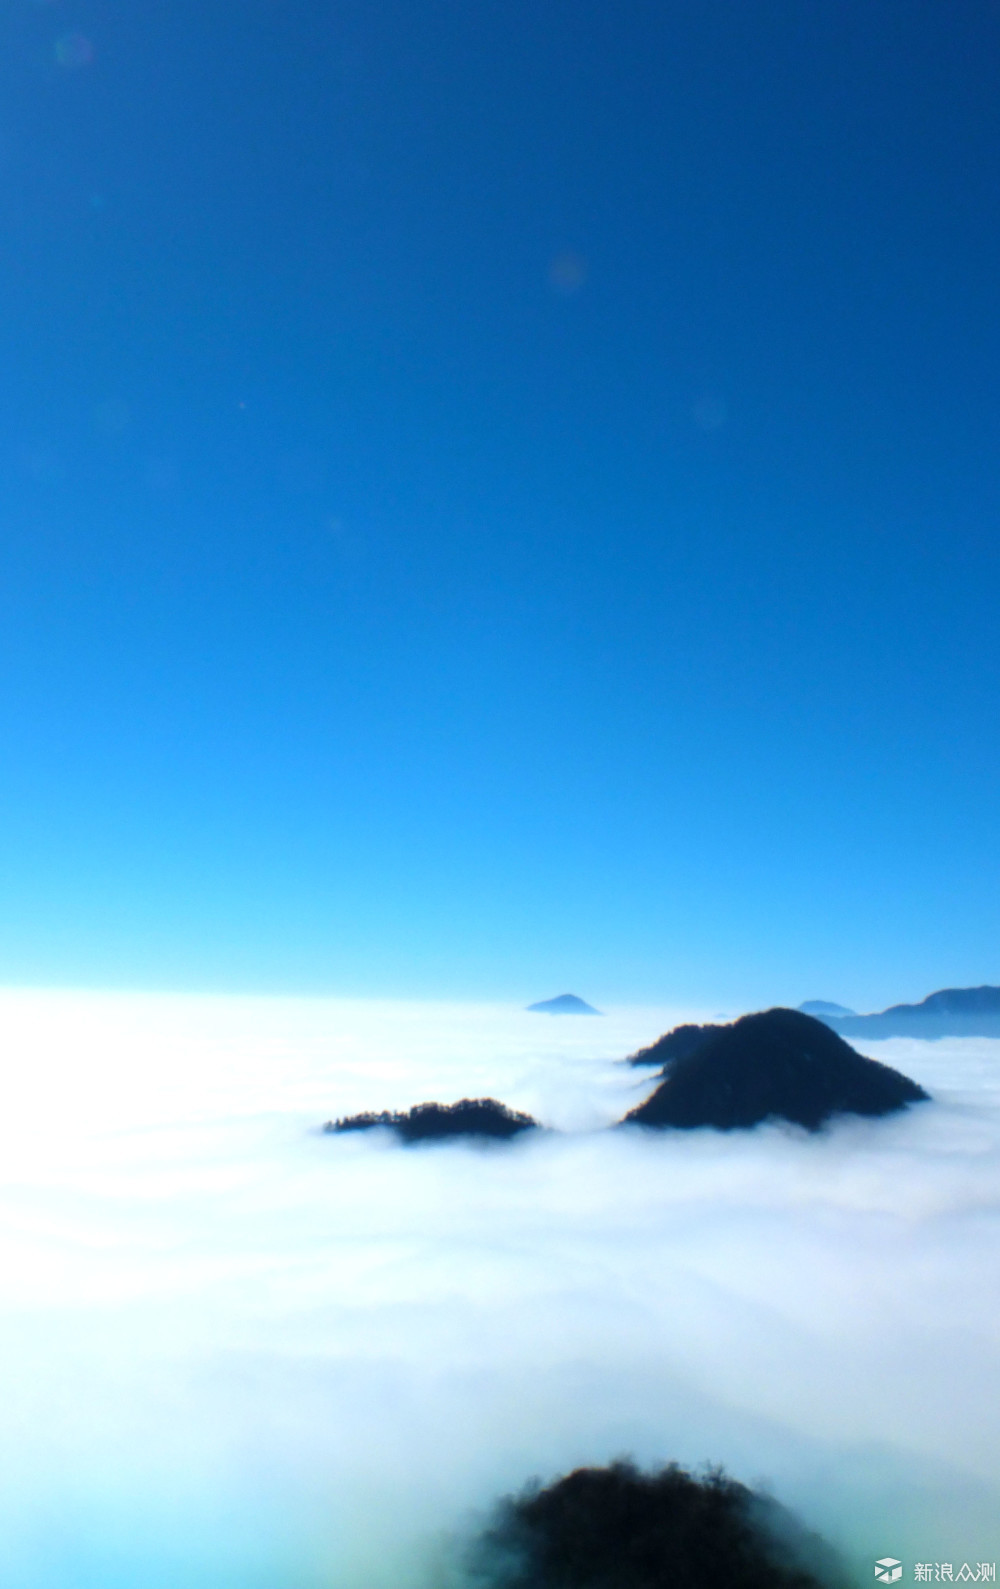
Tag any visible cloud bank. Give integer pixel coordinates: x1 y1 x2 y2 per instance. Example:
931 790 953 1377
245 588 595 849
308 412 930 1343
0 990 997 1587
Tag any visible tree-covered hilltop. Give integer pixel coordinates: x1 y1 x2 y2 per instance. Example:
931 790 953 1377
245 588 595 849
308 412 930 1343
626 1021 727 1068
464 1460 848 1589
623 1008 929 1132
326 1098 540 1143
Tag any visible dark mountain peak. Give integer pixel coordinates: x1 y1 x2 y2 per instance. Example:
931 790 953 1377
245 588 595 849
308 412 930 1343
622 1007 928 1133
325 1097 539 1144
627 1022 727 1067
469 1458 848 1589
527 993 601 1014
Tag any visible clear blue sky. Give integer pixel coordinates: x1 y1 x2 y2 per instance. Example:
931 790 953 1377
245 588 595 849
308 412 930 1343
1 0 998 1008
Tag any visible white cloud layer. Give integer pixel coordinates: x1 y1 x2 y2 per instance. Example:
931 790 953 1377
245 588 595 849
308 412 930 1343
0 989 998 1587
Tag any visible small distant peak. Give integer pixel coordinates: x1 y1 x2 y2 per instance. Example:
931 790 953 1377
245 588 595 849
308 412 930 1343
526 993 601 1015
798 1000 856 1017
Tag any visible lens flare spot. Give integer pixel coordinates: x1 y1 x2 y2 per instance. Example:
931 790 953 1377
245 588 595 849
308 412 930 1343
55 31 95 70
548 250 588 293
692 393 727 432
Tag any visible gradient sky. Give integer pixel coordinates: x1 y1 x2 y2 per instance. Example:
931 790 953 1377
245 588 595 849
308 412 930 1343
2 0 998 1006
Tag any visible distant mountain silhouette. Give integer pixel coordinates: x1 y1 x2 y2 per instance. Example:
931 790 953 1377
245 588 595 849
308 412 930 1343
527 994 601 1014
798 1000 855 1017
622 1008 928 1132
325 1097 539 1143
818 985 1000 1040
627 1022 726 1067
466 1459 848 1589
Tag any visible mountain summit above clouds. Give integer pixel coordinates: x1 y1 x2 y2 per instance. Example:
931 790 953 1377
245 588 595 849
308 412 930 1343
623 1008 928 1133
326 1098 539 1143
814 985 1000 1039
467 1459 848 1589
627 1022 727 1068
526 994 601 1014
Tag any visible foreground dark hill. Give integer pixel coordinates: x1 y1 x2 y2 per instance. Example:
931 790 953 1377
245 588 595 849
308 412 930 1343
820 985 1000 1039
466 1460 846 1589
325 1098 539 1143
527 994 601 1014
624 1008 929 1132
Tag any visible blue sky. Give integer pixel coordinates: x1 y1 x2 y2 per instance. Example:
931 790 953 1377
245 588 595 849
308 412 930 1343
1 0 998 1007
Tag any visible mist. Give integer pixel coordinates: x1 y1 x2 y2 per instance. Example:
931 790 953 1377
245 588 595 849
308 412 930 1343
0 989 997 1587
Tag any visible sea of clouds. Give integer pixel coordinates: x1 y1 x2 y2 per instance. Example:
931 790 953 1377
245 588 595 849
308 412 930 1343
0 988 997 1587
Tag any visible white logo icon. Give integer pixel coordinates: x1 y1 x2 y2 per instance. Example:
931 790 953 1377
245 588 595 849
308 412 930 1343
876 1561 903 1583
